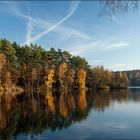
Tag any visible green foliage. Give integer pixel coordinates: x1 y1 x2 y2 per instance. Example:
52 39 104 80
69 56 90 70
0 38 130 94
0 39 19 74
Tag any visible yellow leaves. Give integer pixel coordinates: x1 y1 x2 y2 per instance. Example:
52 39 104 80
77 69 87 89
45 69 55 90
44 69 55 112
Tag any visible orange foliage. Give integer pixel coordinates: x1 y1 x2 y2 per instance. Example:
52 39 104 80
77 69 87 89
45 69 55 90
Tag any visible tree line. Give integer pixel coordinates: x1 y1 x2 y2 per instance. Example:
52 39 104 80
0 38 129 98
123 70 140 86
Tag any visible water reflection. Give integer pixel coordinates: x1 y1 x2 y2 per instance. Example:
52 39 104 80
0 89 140 140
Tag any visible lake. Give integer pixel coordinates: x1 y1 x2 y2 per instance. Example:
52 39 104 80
0 88 140 140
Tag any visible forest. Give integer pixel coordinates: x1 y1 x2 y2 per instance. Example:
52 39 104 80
0 38 129 100
124 70 140 86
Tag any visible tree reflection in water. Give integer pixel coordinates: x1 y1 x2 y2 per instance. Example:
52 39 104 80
0 88 139 140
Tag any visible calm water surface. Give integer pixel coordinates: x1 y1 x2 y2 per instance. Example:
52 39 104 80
1 89 140 140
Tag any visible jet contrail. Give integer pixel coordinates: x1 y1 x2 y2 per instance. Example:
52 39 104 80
26 2 33 45
24 1 80 45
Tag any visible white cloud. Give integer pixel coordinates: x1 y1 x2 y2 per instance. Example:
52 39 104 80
68 39 129 56
105 42 129 49
108 64 128 70
26 2 33 45
112 16 124 25
68 1 80 15
69 40 101 55
4 1 92 45
1 1 131 67
24 0 81 45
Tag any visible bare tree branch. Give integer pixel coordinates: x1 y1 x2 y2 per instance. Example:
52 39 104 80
99 0 139 18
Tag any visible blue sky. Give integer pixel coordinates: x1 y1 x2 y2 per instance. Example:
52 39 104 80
0 1 140 71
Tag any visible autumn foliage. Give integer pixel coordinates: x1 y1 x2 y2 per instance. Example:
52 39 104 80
77 69 87 89
45 68 55 90
0 39 130 101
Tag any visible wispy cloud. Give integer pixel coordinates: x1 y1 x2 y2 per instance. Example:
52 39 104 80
4 1 92 45
7 1 128 55
24 1 81 45
1 1 131 68
109 64 128 70
105 42 129 49
68 39 129 56
69 40 101 55
112 16 124 25
26 2 33 45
